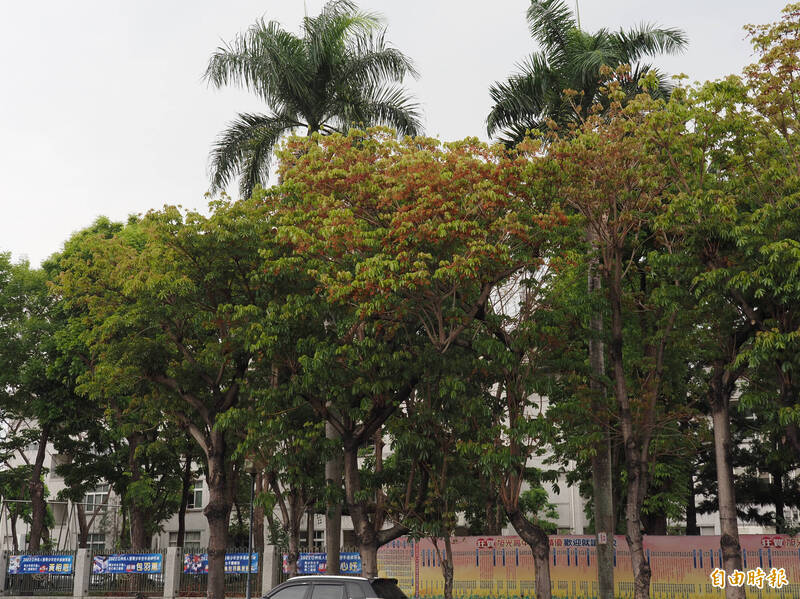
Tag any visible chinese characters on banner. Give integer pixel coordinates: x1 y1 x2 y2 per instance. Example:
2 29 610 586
282 552 362 574
375 535 799 599
182 553 258 574
710 567 789 589
7 555 74 575
92 553 163 574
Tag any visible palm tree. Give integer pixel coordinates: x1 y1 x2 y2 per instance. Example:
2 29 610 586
487 5 687 599
487 0 687 144
205 0 422 197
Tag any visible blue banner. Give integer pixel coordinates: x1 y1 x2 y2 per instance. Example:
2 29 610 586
7 555 74 575
183 553 258 574
283 552 362 574
92 553 163 574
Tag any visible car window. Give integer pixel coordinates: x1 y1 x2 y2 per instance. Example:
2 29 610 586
368 580 408 599
311 584 344 599
270 583 311 599
345 581 366 599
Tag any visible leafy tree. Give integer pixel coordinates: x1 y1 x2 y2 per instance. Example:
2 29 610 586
487 6 685 598
224 392 328 576
385 348 492 599
534 79 695 599
55 201 275 599
646 7 800 597
45 219 190 551
204 0 421 197
0 466 33 552
260 128 554 578
487 0 686 144
0 256 77 550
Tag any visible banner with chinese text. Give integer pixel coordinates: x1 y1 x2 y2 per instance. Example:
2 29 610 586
7 555 74 575
376 535 800 599
92 553 163 574
282 552 362 575
183 552 258 574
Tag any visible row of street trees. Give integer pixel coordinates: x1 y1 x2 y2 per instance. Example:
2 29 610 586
2 3 800 599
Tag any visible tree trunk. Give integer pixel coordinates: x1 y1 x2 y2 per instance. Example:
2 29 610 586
624 470 651 599
254 472 265 553
325 420 342 574
507 509 551 599
119 507 130 549
643 512 667 536
127 433 149 550
27 426 50 551
587 226 615 599
592 443 615 599
77 503 89 548
485 500 504 536
771 465 785 533
710 362 746 599
306 508 314 552
177 455 193 548
130 505 148 550
286 520 300 577
205 432 234 599
609 263 651 599
685 475 699 535
433 536 454 599
10 513 19 552
359 542 379 579
342 442 405 579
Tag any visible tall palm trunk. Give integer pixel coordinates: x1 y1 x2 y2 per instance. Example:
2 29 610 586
609 257 651 599
588 226 615 599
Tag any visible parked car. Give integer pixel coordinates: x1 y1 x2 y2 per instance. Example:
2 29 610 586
263 576 408 599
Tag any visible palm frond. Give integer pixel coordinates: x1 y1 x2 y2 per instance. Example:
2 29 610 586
328 83 422 136
207 112 302 196
304 1 383 73
495 119 555 149
339 30 419 86
487 52 563 137
527 0 577 54
622 64 674 101
612 24 688 64
204 19 311 111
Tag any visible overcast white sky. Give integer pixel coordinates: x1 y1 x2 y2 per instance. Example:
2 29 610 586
0 1 789 267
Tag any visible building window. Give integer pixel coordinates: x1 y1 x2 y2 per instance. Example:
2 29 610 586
87 533 105 553
169 530 202 552
187 481 203 510
84 484 109 514
300 529 325 552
